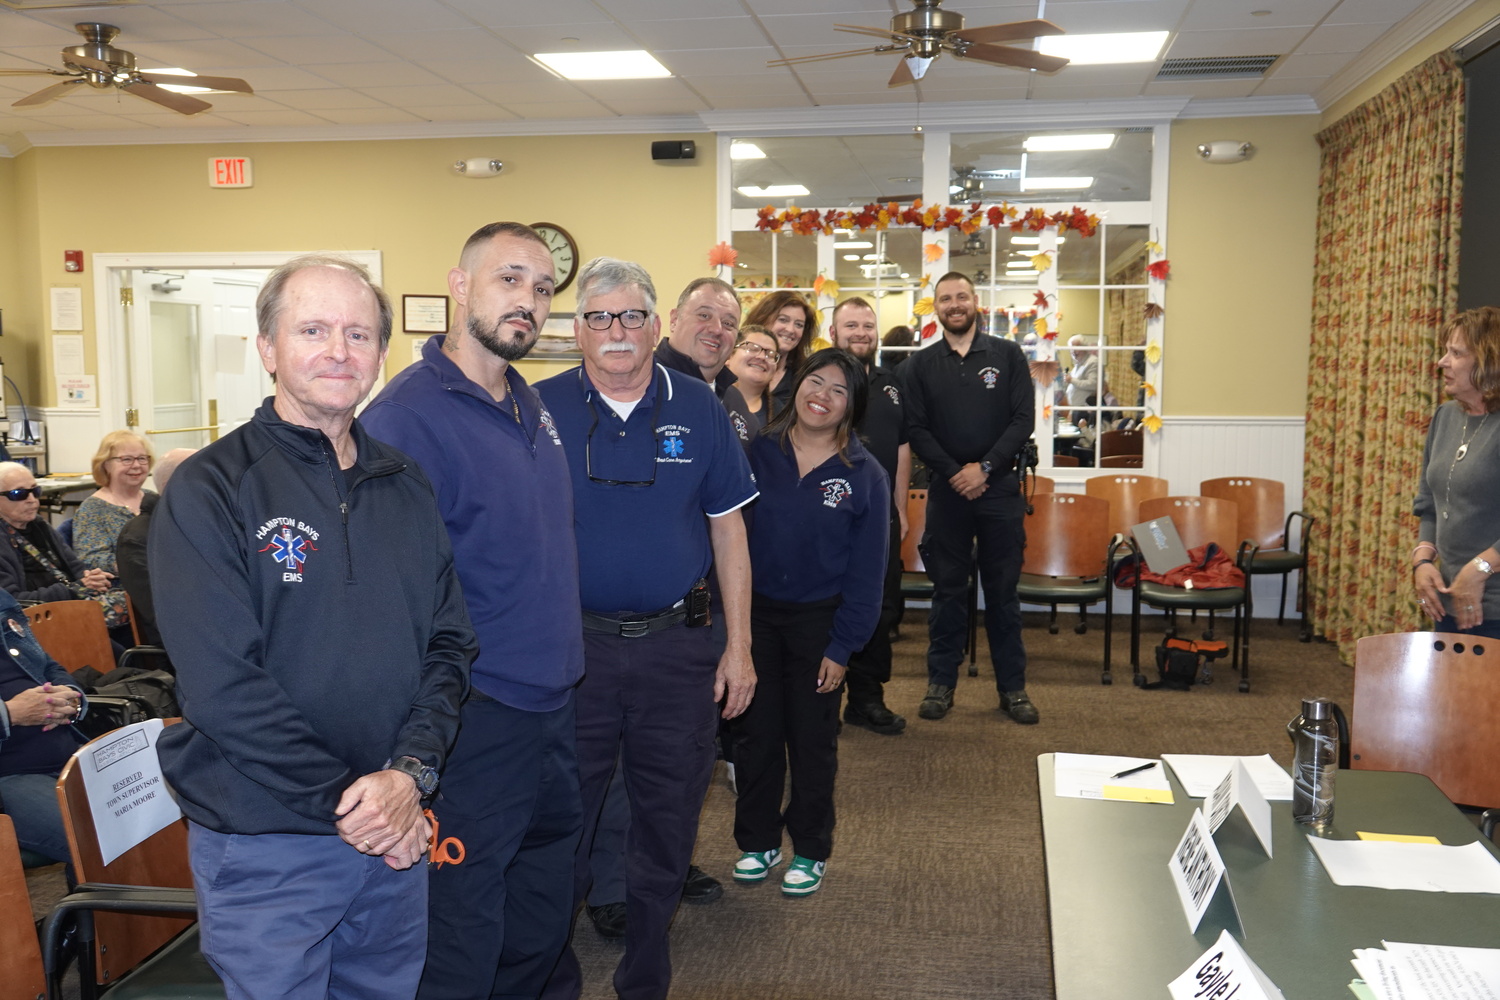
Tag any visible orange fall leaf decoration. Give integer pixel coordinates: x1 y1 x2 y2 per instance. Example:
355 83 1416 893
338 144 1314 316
1029 360 1060 385
1143 302 1165 320
1147 259 1171 280
707 242 738 268
923 242 944 263
1142 414 1163 434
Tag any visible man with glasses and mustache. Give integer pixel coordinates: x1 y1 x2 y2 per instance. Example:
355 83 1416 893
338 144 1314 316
536 257 757 1000
364 222 585 1000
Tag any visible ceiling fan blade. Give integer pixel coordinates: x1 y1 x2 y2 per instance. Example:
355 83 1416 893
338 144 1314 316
834 23 912 42
139 72 254 94
888 58 915 87
769 46 890 67
952 18 1065 45
67 52 117 76
0 67 71 77
955 42 1070 73
12 78 85 107
122 80 212 115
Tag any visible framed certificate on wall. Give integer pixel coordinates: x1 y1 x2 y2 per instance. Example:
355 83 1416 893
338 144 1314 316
403 295 449 333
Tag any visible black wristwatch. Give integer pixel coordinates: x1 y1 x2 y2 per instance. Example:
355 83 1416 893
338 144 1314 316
385 756 439 797
979 461 994 477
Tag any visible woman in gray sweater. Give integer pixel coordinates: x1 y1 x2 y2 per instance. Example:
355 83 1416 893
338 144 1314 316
1413 306 1500 637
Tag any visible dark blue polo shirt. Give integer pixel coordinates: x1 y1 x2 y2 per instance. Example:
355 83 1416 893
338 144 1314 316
536 364 758 614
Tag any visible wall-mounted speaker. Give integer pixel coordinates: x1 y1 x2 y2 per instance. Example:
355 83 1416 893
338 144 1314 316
651 140 696 161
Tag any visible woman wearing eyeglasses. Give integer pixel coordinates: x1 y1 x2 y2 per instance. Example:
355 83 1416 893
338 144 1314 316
72 431 156 576
0 461 113 607
723 325 780 447
730 349 889 897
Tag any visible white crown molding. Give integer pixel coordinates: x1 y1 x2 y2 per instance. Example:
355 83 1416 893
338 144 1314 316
1178 95 1321 118
1316 0 1481 112
700 97 1193 135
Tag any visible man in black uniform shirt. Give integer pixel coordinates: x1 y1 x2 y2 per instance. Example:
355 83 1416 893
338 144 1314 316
829 297 911 734
900 272 1039 725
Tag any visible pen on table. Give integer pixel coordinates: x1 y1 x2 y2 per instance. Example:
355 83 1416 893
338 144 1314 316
1109 761 1158 780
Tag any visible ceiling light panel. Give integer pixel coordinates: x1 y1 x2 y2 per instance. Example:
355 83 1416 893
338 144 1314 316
1023 133 1117 152
532 50 673 80
737 184 809 198
1020 177 1095 191
1037 31 1170 65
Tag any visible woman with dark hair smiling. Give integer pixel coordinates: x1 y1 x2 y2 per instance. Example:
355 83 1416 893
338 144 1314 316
723 324 780 447
743 290 818 414
1414 306 1500 637
730 348 889 897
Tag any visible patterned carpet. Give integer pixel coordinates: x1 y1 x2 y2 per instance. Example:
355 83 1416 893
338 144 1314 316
26 611 1351 1000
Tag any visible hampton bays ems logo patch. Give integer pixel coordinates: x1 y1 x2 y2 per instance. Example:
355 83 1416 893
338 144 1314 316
882 384 901 405
820 478 852 509
978 366 1001 389
539 407 563 446
731 412 749 442
255 518 320 583
657 424 694 463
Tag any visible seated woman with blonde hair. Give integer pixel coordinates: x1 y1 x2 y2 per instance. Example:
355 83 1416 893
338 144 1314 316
73 430 155 575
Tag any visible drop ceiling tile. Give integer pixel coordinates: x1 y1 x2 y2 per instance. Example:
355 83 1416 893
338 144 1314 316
600 0 746 17
464 79 591 103
206 66 340 90
655 48 785 76
698 89 816 109
263 88 389 109
601 96 710 114
307 106 423 124
237 33 399 65
16 7 217 42
490 23 637 52
1040 0 1193 33
1266 51 1359 78
1176 0 1335 30
756 12 901 47
1017 81 1149 100
357 83 491 106
440 0 611 28
208 108 335 125
289 0 473 34
427 57 556 85
315 62 453 88
1164 26 1313 59
24 113 156 129
166 2 339 37
1298 21 1390 54
1324 0 1435 24
688 73 812 99
1141 76 1261 98
746 1 890 15
0 14 86 47
361 29 512 63
131 38 293 68
494 99 615 118
397 104 519 122
625 17 765 51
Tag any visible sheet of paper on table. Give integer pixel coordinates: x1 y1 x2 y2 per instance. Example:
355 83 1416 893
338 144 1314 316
1308 837 1500 893
1051 752 1174 804
1162 753 1293 800
1351 941 1500 1000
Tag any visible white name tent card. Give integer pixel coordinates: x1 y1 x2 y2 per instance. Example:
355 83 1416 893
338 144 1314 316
1207 759 1274 857
76 719 181 865
1168 928 1285 1000
1170 808 1233 932
1163 753 1293 801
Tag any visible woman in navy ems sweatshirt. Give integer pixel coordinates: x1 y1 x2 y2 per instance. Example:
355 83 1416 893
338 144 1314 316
732 348 890 896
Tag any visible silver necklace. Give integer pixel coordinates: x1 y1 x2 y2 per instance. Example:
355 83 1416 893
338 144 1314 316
1443 411 1490 519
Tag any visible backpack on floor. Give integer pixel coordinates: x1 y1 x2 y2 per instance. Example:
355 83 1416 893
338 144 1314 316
1144 637 1228 691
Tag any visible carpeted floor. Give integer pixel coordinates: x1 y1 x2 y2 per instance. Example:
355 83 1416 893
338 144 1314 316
26 610 1351 1000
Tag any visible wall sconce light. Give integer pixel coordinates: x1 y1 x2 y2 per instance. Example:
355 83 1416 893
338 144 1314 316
453 158 504 177
1196 141 1254 164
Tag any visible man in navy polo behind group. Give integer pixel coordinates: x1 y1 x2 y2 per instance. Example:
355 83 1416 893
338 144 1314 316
363 222 584 999
537 257 757 1000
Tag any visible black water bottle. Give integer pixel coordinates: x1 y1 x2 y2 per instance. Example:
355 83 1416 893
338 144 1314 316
1288 697 1338 829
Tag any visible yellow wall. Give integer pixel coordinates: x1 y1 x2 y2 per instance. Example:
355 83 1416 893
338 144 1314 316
6 133 713 407
1163 115 1322 416
1322 0 1500 127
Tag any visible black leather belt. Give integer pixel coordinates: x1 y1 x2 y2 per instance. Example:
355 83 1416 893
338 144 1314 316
582 601 686 638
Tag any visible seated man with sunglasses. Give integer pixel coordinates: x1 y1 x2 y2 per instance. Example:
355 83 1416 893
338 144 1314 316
537 258 757 1000
0 462 114 605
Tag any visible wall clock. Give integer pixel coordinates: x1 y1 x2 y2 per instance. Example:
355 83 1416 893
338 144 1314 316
531 222 580 293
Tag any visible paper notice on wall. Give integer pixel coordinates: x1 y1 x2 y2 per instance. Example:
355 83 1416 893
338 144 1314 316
56 375 96 407
52 333 85 376
50 287 83 331
77 719 182 865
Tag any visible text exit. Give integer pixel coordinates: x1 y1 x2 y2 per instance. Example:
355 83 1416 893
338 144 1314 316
209 157 253 188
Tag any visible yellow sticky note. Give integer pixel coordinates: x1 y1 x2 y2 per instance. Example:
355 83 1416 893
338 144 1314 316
1356 831 1441 844
1102 785 1174 804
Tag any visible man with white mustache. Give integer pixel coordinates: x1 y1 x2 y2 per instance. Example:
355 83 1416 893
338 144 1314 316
536 257 757 1000
900 271 1040 726
364 222 585 999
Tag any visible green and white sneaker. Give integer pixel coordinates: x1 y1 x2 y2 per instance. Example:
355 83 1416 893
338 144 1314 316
733 849 782 883
780 856 826 896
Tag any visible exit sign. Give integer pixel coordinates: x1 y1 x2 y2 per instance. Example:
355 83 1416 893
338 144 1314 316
208 157 253 188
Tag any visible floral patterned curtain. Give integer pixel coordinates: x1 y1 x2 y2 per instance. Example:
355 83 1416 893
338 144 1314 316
1305 51 1464 656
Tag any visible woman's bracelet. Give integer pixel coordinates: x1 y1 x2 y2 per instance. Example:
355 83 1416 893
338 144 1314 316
1414 558 1435 571
1412 542 1437 560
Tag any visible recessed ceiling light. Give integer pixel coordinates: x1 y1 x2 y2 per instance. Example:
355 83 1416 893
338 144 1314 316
1023 133 1116 152
843 254 861 261
1010 236 1066 245
1021 177 1094 191
731 142 766 160
835 241 873 249
531 50 671 80
736 184 809 198
1037 31 1170 65
1005 259 1037 268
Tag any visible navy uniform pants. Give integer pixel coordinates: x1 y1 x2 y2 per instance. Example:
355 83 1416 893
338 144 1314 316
543 623 720 1000
420 693 581 1000
845 512 903 708
921 478 1028 694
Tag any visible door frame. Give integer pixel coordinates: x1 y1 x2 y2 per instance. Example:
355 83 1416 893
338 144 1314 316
93 250 384 438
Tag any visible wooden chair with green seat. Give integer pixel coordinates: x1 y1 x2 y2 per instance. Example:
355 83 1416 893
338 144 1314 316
1016 493 1123 685
1200 476 1316 642
1084 473 1169 544
1129 496 1257 692
899 489 979 674
1351 632 1500 841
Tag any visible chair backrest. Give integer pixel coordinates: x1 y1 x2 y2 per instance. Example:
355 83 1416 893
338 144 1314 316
1136 495 1240 551
58 721 195 989
902 490 927 573
1099 454 1143 468
1099 428 1143 459
1351 632 1500 810
26 600 115 675
1053 454 1080 467
0 816 46 1000
1084 474 1169 540
1031 474 1056 495
1200 476 1287 550
1021 493 1111 578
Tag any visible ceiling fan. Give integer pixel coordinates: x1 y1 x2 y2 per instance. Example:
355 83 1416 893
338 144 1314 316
0 22 253 115
769 0 1070 86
